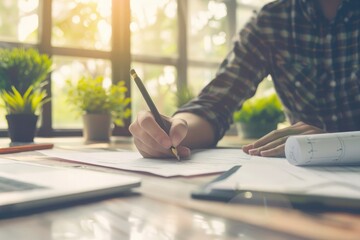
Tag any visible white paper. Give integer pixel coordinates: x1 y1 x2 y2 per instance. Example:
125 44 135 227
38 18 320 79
39 149 251 177
285 131 360 166
211 157 360 199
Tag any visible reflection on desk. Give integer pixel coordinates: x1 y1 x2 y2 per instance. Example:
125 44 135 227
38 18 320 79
0 136 359 240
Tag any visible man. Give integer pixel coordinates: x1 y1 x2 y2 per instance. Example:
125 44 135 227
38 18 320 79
129 0 360 159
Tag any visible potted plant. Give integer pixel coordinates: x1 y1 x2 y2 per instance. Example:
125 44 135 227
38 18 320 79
0 86 49 142
0 48 52 142
175 85 195 107
66 76 131 142
233 92 285 139
0 48 52 94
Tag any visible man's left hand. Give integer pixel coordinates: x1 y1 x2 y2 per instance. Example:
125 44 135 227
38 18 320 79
242 121 325 157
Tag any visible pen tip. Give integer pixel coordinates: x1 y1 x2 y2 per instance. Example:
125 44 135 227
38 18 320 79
171 147 180 161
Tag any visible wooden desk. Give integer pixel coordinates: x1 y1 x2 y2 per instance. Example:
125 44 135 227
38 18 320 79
0 136 359 240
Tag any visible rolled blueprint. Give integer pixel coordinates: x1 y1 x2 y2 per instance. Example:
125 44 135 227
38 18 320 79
285 131 360 166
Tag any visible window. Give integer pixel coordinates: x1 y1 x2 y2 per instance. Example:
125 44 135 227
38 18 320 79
0 0 271 137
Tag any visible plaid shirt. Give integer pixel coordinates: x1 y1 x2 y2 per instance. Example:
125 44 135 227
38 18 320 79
176 0 360 144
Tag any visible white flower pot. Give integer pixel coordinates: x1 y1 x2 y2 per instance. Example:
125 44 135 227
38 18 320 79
82 113 113 142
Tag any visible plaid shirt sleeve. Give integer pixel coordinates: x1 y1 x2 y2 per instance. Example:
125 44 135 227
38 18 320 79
175 11 271 145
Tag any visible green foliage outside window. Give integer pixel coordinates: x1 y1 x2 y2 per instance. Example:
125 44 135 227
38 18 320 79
52 0 111 50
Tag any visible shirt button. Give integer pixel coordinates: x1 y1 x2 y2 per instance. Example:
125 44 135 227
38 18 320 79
330 80 336 87
344 17 349 22
295 81 301 87
325 59 332 67
326 34 331 41
332 115 337 121
351 72 357 79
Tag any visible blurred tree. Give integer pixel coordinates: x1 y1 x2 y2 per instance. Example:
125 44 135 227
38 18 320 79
189 0 229 61
52 0 111 50
0 0 38 42
131 0 177 57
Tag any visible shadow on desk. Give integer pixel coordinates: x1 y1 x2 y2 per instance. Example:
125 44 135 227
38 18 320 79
192 189 360 213
1 191 141 219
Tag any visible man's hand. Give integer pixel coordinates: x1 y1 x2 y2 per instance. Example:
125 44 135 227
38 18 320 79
129 111 191 158
242 121 325 157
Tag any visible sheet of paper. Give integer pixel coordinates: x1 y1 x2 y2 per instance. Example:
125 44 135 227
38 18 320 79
211 157 360 199
285 131 360 166
39 149 252 177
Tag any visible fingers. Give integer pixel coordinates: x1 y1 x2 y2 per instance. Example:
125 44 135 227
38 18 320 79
169 117 188 146
248 122 314 150
258 143 286 157
242 127 293 156
248 136 287 157
129 111 189 159
176 145 191 158
251 124 300 149
133 137 174 158
137 111 172 148
133 136 191 159
243 121 325 157
242 144 253 154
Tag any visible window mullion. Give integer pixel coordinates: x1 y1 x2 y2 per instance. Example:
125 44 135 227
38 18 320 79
112 0 131 136
226 0 237 49
177 0 188 91
38 0 53 136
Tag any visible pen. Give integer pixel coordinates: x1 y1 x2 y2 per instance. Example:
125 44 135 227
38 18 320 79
130 69 180 160
0 143 54 154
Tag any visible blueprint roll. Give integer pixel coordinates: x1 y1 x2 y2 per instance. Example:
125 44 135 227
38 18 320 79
285 131 360 166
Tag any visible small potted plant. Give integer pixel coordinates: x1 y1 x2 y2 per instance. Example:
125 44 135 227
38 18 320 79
0 86 49 142
0 48 52 94
0 48 52 142
66 76 131 142
233 92 285 139
175 85 195 107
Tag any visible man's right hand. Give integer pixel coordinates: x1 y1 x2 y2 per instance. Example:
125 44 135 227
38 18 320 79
129 110 191 159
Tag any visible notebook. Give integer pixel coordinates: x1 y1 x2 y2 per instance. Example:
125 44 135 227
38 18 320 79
0 158 141 216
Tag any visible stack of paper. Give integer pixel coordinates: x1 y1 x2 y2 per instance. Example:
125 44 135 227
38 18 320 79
40 149 251 177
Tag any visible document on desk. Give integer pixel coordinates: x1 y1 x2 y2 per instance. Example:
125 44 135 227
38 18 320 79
39 149 251 177
209 157 360 200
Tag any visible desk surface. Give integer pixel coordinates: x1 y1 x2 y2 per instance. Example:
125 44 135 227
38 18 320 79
0 136 359 240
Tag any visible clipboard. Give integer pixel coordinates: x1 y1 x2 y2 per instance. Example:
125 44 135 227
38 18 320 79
191 166 360 211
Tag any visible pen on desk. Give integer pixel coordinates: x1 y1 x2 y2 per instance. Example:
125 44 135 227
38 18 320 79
130 69 180 160
0 143 54 154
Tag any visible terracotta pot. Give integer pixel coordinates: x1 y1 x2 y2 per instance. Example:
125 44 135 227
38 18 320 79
82 113 113 142
6 114 38 143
